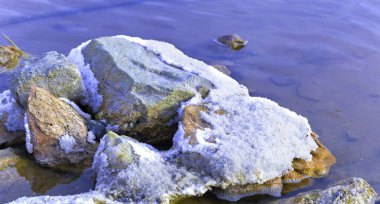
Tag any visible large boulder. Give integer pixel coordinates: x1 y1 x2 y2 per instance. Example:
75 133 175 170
11 51 82 108
26 86 96 168
76 36 213 144
0 90 25 147
274 177 377 204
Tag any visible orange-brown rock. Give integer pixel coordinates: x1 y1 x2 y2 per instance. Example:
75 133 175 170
282 132 336 184
27 87 97 168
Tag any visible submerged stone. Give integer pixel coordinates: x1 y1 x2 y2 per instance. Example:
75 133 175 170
26 87 96 168
212 65 231 76
11 51 83 108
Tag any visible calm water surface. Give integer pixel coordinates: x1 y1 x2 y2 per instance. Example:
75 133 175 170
1 0 380 202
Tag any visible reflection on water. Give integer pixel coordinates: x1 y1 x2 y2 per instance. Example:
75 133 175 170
1 0 380 202
0 147 93 203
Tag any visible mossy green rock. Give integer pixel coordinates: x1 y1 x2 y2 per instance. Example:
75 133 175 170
82 37 214 144
10 51 82 108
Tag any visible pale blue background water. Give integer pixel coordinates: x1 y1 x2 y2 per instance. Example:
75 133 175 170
1 0 380 202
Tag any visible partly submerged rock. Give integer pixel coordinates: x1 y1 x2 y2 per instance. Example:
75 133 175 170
181 105 335 200
212 65 231 76
93 132 210 204
0 90 25 147
11 51 82 108
0 46 23 71
26 86 96 168
274 177 377 204
73 36 213 144
216 34 248 50
60 35 336 202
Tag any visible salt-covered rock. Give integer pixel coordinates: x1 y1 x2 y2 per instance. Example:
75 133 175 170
0 90 25 147
60 35 336 202
69 36 214 144
93 131 210 204
26 86 96 168
273 177 377 204
11 51 82 108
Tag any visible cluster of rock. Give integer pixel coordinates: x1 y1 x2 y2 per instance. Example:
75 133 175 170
0 35 377 203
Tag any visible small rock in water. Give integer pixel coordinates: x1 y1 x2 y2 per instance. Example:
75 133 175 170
296 81 324 102
212 65 232 76
216 34 248 50
0 46 23 71
26 86 96 168
270 76 295 87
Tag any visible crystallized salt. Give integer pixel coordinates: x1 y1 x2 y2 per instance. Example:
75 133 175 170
59 134 76 153
67 41 103 113
24 113 33 153
60 98 91 120
87 131 96 144
0 90 25 132
93 133 212 204
8 191 119 204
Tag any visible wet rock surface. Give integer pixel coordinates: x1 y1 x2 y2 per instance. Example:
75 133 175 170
216 34 248 50
81 36 214 144
10 51 82 108
26 87 96 168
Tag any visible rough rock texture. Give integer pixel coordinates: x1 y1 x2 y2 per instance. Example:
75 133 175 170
81 36 214 144
93 132 210 204
182 105 335 200
26 87 96 168
0 90 25 147
274 177 377 204
11 51 82 108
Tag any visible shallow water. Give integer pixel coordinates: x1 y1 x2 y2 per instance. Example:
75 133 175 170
1 0 380 202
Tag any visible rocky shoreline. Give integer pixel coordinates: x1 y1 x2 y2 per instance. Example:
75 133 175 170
0 36 377 203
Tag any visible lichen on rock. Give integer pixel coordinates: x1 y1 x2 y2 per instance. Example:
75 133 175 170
10 51 83 108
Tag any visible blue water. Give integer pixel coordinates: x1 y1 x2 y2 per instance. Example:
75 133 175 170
1 0 380 202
